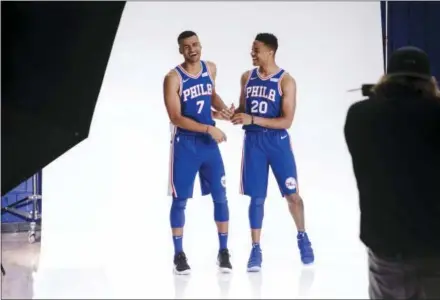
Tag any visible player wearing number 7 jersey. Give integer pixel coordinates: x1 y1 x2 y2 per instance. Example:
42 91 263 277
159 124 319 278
232 33 314 272
164 31 235 275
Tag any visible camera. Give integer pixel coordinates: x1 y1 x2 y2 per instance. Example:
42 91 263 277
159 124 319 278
362 84 374 97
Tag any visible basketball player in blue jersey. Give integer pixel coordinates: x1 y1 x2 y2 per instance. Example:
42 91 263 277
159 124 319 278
231 33 315 272
163 31 235 275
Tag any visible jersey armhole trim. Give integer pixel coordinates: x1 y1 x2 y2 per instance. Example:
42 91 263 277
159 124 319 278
278 71 287 96
243 70 253 113
174 69 183 96
204 61 215 86
243 69 253 91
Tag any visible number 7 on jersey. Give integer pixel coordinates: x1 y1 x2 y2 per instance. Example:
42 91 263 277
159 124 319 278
196 100 204 114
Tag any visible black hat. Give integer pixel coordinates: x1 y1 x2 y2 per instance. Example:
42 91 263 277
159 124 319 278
387 46 431 80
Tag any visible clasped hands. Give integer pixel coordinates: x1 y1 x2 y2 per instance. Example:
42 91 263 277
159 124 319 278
217 104 253 125
209 104 252 144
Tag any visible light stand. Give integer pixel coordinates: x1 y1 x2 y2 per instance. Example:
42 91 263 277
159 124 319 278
1 172 42 243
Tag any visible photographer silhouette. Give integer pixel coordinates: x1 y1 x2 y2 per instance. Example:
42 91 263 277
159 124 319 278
344 46 440 300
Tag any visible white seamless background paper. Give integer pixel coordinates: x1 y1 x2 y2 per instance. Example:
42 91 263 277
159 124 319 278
35 2 383 299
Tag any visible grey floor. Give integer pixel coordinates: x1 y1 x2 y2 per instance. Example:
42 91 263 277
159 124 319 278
1 232 41 299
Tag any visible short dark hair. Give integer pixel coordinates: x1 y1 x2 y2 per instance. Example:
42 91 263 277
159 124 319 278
255 33 278 52
177 30 197 44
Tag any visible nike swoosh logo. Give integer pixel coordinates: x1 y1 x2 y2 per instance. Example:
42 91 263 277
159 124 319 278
250 77 257 80
182 78 189 83
281 135 288 139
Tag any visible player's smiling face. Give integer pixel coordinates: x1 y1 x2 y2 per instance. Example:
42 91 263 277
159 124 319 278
251 40 273 66
179 35 202 63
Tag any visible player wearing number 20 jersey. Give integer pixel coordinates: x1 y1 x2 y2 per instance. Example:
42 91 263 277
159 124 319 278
241 67 295 200
233 33 314 272
243 68 286 132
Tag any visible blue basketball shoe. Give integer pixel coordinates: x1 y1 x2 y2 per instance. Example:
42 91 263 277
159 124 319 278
297 232 314 264
247 244 262 272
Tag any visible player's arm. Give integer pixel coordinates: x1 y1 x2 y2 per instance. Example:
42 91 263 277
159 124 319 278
163 70 210 133
234 71 250 114
206 61 229 112
253 73 296 129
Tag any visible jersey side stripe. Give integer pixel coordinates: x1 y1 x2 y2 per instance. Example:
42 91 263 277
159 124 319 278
168 125 178 197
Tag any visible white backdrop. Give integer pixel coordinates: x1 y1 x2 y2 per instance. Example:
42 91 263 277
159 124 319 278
35 2 383 299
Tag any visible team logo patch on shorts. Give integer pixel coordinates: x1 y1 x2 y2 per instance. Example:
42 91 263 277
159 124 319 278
285 177 297 190
221 176 226 188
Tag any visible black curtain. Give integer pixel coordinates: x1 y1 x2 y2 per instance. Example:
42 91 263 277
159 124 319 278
382 1 440 79
380 1 387 71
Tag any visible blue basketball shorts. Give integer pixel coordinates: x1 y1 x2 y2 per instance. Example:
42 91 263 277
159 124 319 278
168 133 226 199
240 130 299 198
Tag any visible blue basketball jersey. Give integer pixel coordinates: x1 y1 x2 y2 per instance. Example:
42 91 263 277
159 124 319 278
174 61 215 135
168 61 226 200
243 68 286 132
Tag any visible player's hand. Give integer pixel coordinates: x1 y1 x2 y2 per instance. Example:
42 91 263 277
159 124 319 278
207 126 227 143
219 104 235 120
231 113 252 125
